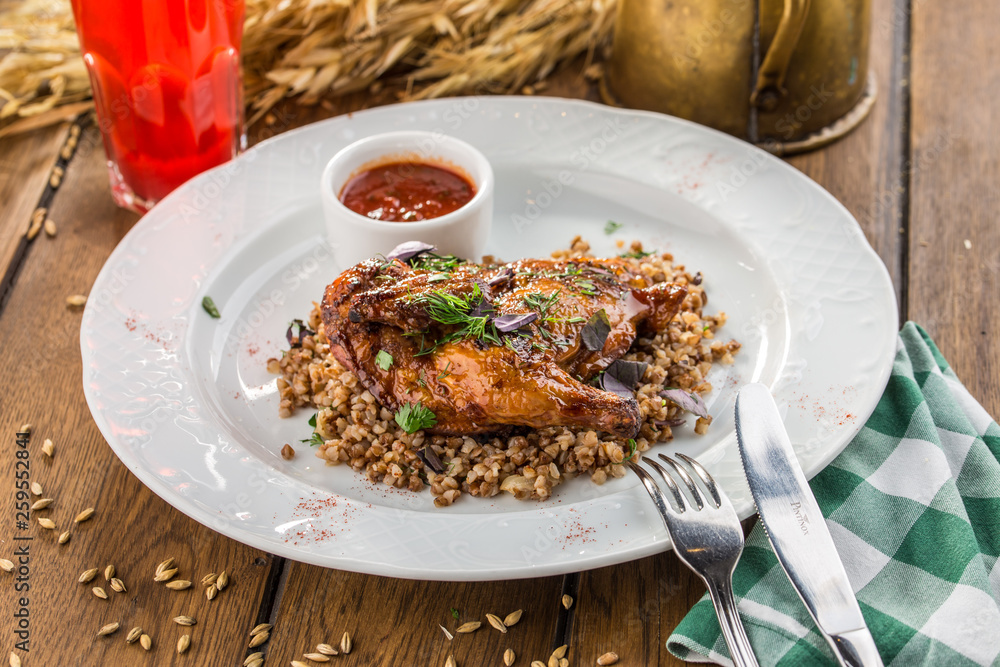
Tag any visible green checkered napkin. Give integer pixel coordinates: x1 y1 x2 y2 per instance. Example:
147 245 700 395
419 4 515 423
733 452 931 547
667 323 1000 666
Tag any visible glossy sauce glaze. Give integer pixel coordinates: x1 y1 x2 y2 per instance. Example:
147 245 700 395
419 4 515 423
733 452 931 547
339 161 476 222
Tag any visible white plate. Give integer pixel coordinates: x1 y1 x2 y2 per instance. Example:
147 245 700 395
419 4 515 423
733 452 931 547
81 97 897 580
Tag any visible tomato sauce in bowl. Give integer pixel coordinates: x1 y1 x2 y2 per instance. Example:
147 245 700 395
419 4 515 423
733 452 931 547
339 161 476 222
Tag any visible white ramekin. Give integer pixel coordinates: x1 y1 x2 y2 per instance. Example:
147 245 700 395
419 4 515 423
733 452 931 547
320 131 494 267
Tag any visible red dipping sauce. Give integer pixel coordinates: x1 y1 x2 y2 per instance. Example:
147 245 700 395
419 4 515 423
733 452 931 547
339 161 476 222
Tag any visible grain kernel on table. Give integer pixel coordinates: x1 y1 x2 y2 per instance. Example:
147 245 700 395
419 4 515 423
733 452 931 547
561 594 574 609
596 652 620 665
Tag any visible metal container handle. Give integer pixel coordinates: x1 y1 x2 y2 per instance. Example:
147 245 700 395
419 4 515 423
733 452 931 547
751 0 811 110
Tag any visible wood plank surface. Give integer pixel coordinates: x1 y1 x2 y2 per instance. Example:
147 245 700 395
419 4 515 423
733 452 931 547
0 122 72 294
0 126 275 666
909 0 1000 417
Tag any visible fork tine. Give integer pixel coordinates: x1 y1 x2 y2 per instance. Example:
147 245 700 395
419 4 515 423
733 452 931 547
642 456 687 512
628 462 675 526
676 453 723 508
657 454 704 510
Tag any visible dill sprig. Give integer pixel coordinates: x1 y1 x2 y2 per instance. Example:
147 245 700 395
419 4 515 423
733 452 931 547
410 283 502 351
410 252 466 273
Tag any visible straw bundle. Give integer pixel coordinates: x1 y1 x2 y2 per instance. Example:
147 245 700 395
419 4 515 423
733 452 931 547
0 0 615 135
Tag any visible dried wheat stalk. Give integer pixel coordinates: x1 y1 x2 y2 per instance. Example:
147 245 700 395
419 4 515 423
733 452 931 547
0 0 615 134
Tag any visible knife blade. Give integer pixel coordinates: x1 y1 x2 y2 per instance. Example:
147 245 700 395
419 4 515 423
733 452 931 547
735 383 883 667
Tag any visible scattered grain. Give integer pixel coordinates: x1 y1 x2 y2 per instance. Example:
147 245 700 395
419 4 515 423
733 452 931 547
531 661 546 667
92 586 108 599
30 498 52 510
9 653 20 667
74 507 95 523
596 652 619 665
177 634 191 654
292 662 309 667
18 424 31 434
104 564 115 580
243 653 263 666
303 653 331 663
110 577 126 593
561 594 573 610
484 614 509 635
30 482 42 496
58 531 70 544
547 657 558 667
250 623 272 636
156 557 176 575
456 621 480 634
559 659 568 667
97 622 120 637
126 627 143 644
340 631 352 654
217 570 229 590
552 645 567 659
42 438 54 456
140 634 152 650
174 615 197 626
26 216 43 241
206 584 218 600
44 217 57 236
504 648 516 666
154 568 178 582
66 294 87 307
316 643 338 656
444 655 457 667
248 631 270 648
38 517 55 530
201 573 218 587
247 661 263 667
78 567 98 583
281 443 295 459
0 559 14 573
166 579 192 590
503 609 523 627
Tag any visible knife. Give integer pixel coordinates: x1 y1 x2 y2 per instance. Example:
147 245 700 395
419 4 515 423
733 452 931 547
735 383 883 667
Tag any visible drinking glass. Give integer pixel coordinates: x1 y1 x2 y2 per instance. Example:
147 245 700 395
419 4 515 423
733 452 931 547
70 0 246 213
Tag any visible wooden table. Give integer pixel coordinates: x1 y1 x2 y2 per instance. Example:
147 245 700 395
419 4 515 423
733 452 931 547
2 1 997 664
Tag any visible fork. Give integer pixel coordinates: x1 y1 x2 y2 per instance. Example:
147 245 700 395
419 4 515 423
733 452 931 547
630 453 759 667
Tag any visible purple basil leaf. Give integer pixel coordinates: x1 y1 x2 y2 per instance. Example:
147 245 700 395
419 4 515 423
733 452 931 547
387 241 436 262
599 372 634 398
468 299 495 319
493 312 538 332
285 319 314 347
475 279 494 303
659 388 710 419
416 446 445 473
605 359 648 388
487 267 513 286
581 309 611 351
652 417 687 427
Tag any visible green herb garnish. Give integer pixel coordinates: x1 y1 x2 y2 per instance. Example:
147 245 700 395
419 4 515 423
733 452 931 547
410 253 466 273
301 431 324 447
308 413 318 428
375 350 393 371
411 284 502 350
451 607 460 620
437 360 452 381
626 438 637 460
619 248 655 259
395 401 438 433
202 296 221 318
604 220 623 235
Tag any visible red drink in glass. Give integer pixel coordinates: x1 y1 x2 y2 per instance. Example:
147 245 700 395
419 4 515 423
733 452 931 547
70 0 245 213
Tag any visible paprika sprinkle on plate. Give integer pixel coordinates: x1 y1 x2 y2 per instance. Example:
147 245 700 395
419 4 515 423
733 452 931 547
339 161 476 222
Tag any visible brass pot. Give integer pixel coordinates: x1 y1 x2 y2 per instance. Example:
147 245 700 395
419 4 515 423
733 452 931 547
601 0 876 155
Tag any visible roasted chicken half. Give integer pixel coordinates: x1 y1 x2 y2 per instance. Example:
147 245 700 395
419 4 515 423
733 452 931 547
321 252 687 438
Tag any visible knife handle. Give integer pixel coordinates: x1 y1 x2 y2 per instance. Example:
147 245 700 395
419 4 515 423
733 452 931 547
829 627 884 667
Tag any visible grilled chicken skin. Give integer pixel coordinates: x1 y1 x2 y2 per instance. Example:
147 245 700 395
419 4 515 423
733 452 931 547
321 255 687 438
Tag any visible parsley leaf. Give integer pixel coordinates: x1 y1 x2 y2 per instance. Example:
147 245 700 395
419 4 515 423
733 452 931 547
451 607 460 620
301 432 324 447
375 350 393 371
201 296 221 318
604 220 623 235
308 413 318 428
619 248 655 259
395 401 438 433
